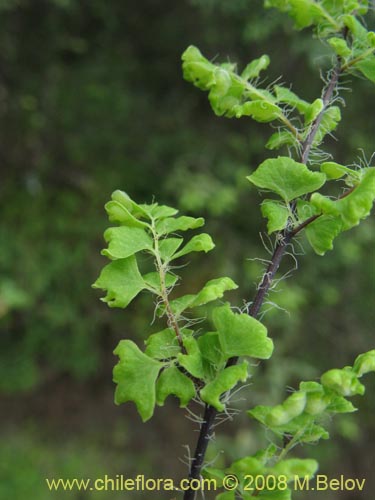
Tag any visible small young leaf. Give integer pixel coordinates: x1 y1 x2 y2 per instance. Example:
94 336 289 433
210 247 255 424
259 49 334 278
92 256 146 308
155 215 205 235
241 55 270 80
158 238 183 261
233 100 282 122
353 350 375 376
177 337 205 379
101 226 153 260
328 37 352 57
197 331 226 370
320 161 360 181
156 366 196 407
200 362 248 411
321 368 365 396
272 459 318 481
172 233 215 259
274 85 310 113
167 277 238 317
105 201 148 228
313 106 341 145
247 156 326 202
305 98 324 125
266 130 296 150
113 340 162 422
213 304 273 360
144 328 181 360
355 56 375 83
261 200 290 233
142 271 178 292
310 168 375 231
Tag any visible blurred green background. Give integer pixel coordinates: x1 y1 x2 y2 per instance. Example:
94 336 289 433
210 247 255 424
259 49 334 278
0 0 374 499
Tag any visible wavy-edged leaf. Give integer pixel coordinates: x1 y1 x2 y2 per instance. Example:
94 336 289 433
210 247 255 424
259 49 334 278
213 304 273 360
142 271 178 293
113 340 162 422
305 215 343 256
158 238 183 261
92 256 146 308
320 161 360 181
144 328 181 360
353 350 375 377
233 100 282 122
304 98 324 125
172 233 215 259
247 156 326 202
101 226 153 260
177 336 205 379
146 204 178 219
200 362 248 411
328 37 352 57
264 0 330 30
156 366 195 407
105 200 148 228
266 130 296 150
321 368 365 396
312 105 341 145
261 200 290 233
197 331 226 372
155 216 205 235
169 277 238 317
241 55 270 80
271 459 318 481
310 168 375 230
274 85 310 113
355 55 375 83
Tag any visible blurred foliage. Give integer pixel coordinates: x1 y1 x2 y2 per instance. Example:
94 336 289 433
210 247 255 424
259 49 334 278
0 0 374 498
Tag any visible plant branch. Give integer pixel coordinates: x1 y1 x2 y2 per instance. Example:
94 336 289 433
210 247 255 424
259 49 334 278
183 58 343 500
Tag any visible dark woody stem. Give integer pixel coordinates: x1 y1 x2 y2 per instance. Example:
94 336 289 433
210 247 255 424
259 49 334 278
183 61 343 500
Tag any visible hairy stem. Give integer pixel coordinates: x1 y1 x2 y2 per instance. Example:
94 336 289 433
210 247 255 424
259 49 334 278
183 60 343 500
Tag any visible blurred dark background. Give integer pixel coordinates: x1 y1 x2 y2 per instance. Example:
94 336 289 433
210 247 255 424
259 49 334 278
0 0 374 498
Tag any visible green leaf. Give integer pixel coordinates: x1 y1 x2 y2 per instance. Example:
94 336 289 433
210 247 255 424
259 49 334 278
247 156 326 202
172 233 215 259
101 226 153 260
321 368 365 396
355 55 375 83
305 98 324 124
144 328 181 360
213 304 273 360
241 55 270 80
155 216 205 235
320 161 360 181
328 37 352 57
310 168 375 231
177 336 205 379
261 200 290 233
146 204 179 219
353 350 375 376
142 271 178 292
274 85 310 113
155 366 196 407
111 190 148 218
92 256 146 308
200 362 248 411
266 130 296 150
197 331 226 371
271 459 318 480
265 392 306 426
233 100 282 122
167 277 238 317
113 340 162 422
265 0 329 30
158 238 183 261
313 106 341 145
104 201 148 228
305 215 343 255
